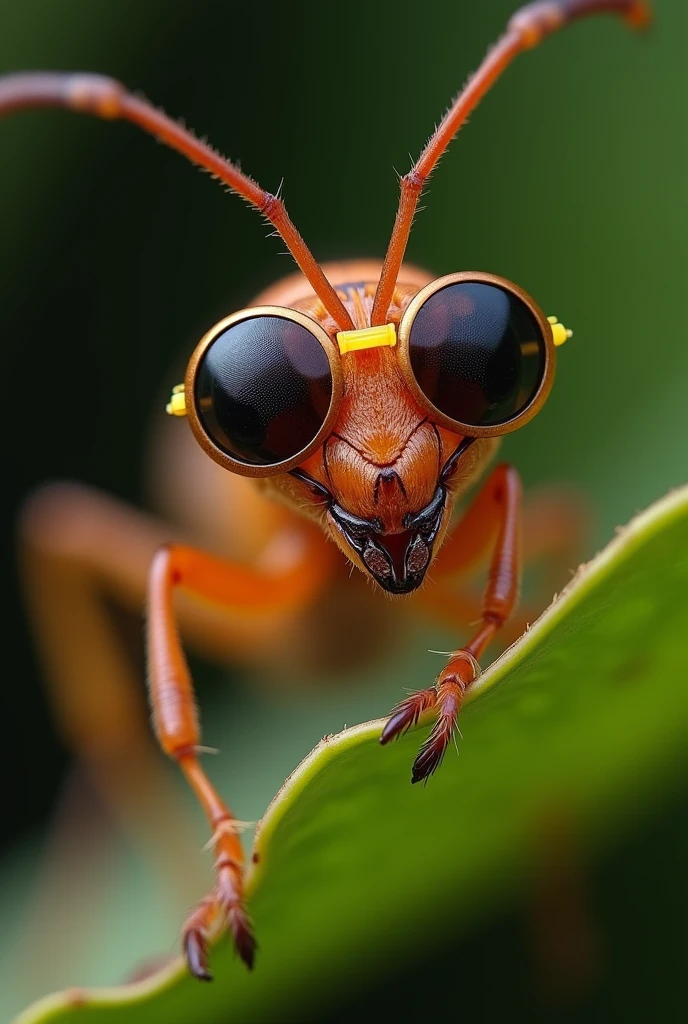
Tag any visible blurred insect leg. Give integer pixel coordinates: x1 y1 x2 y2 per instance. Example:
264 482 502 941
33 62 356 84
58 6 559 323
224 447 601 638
381 464 522 783
420 484 591 645
146 542 333 979
20 485 333 982
518 483 591 601
15 484 206 998
19 483 203 889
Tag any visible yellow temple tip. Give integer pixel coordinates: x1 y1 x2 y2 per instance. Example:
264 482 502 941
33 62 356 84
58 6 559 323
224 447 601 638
166 384 187 416
547 315 573 347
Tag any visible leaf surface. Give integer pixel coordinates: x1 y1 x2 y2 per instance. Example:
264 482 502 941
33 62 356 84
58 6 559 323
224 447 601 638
17 486 688 1024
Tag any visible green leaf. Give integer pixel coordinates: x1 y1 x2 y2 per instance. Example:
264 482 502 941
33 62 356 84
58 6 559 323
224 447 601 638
16 485 688 1024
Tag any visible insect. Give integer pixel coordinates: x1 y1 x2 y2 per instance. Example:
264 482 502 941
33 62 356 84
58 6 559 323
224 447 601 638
2 0 650 984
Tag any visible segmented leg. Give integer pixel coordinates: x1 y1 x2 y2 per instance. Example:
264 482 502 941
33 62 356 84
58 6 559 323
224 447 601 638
176 755 255 979
19 482 334 984
19 485 204 886
419 484 590 643
147 541 333 978
382 464 522 783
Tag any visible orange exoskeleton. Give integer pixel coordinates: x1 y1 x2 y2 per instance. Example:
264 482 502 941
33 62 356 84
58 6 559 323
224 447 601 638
2 0 650 982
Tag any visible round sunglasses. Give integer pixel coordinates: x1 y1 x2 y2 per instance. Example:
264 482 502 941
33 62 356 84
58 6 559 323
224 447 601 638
179 271 560 478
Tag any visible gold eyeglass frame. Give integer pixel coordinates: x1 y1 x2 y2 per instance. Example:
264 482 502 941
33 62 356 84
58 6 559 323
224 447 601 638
183 273 556 478
184 305 344 478
396 271 557 438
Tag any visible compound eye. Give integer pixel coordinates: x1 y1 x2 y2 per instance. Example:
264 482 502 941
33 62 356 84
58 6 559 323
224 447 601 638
407 280 548 428
194 314 333 466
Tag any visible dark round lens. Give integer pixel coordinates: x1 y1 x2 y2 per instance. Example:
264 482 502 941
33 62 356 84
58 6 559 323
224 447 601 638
195 315 333 465
407 281 547 427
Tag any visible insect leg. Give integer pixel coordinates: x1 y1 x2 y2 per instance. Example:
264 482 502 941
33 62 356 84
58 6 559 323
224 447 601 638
19 484 205 880
19 481 333 983
420 483 590 645
382 464 522 783
146 539 332 979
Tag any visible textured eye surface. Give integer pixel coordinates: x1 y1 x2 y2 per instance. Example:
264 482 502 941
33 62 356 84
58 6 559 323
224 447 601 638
407 281 547 427
195 315 332 465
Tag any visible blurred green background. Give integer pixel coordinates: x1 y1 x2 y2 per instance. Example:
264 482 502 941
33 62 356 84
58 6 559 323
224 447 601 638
0 0 686 1021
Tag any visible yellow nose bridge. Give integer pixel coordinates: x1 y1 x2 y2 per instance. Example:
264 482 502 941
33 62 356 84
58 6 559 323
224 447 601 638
336 322 397 355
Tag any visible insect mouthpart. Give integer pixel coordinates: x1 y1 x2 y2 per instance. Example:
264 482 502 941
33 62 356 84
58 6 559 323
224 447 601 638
330 486 446 594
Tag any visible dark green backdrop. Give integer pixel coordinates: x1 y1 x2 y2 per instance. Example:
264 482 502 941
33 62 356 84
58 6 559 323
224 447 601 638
1 0 686 1021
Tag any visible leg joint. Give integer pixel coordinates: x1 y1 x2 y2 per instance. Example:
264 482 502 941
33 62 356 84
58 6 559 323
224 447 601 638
402 169 425 194
260 192 284 221
484 610 506 628
508 4 564 49
66 73 125 118
170 743 198 763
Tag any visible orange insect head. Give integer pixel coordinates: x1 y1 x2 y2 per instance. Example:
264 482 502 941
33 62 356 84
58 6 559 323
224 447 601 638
168 268 560 593
150 0 644 593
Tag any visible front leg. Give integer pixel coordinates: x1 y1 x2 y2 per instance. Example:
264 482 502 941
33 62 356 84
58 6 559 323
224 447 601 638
147 538 333 979
381 464 522 783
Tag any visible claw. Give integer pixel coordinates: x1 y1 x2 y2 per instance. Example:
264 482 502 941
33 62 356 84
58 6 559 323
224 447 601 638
411 718 453 784
229 905 257 970
380 687 437 745
183 860 256 981
380 707 416 744
183 901 256 980
410 678 466 784
184 928 213 982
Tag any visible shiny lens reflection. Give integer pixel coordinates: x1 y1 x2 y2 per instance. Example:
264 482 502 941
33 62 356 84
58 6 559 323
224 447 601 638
408 281 546 427
195 315 333 465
